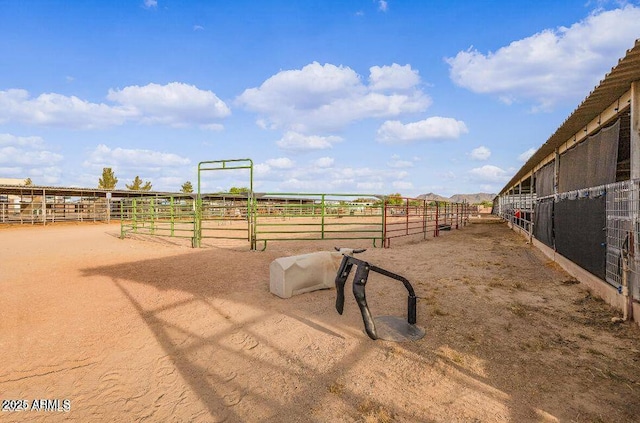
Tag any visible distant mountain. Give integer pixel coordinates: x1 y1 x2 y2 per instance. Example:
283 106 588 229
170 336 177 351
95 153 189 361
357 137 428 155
417 192 496 204
416 192 450 202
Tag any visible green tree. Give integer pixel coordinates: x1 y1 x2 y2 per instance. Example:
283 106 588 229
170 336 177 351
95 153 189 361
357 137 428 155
98 168 118 189
126 176 152 191
229 186 249 194
24 177 33 186
181 181 194 193
386 193 404 205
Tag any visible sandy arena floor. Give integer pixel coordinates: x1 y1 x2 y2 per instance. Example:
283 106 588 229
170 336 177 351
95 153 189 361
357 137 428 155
1 219 640 422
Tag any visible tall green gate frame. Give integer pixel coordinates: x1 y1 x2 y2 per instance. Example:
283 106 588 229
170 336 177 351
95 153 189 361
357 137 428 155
119 158 470 250
194 159 255 249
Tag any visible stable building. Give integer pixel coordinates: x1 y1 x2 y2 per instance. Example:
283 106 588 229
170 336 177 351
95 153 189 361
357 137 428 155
495 39 640 325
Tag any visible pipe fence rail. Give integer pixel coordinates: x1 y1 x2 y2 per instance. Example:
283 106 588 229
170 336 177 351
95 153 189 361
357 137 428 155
1 195 109 225
119 195 197 242
383 198 470 247
198 197 252 245
118 193 472 250
253 193 385 251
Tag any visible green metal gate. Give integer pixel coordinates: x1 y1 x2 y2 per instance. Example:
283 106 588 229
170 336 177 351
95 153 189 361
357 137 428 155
119 158 470 250
194 159 255 248
253 193 384 250
119 195 197 241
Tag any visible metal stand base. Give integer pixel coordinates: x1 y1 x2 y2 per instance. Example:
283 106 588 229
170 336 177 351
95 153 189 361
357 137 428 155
373 316 425 342
334 251 422 341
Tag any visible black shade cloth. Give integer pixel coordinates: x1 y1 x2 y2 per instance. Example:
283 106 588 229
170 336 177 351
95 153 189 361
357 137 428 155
554 196 606 279
558 119 620 193
535 162 555 197
533 199 554 247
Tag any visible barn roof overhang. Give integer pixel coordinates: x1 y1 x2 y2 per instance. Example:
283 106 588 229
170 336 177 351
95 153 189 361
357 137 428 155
498 39 640 196
0 184 187 198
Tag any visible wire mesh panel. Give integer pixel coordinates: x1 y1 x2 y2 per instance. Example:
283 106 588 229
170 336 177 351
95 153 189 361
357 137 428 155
498 193 536 236
497 177 640 302
605 180 640 299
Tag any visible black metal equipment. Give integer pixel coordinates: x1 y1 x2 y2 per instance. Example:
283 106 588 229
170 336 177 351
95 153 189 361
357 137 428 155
334 252 425 341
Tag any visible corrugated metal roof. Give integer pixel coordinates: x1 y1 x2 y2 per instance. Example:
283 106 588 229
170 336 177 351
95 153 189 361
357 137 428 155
0 184 191 198
499 39 640 195
0 184 251 199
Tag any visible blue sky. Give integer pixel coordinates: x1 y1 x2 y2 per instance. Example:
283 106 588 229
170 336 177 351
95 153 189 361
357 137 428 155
1 0 639 196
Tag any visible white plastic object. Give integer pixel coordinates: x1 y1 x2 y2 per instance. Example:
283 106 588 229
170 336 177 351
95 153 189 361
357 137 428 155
269 251 347 298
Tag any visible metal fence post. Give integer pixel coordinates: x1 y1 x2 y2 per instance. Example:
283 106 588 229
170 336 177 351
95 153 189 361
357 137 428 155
132 199 138 233
321 194 326 240
434 201 440 237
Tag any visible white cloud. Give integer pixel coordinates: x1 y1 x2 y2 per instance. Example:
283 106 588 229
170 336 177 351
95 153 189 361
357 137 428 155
265 157 294 169
441 171 456 181
0 89 135 129
255 163 417 195
237 62 430 133
193 25 204 31
0 134 63 184
0 167 22 176
276 131 343 151
80 144 193 191
314 157 335 168
143 0 157 8
278 177 341 192
28 166 63 185
0 83 230 130
393 180 413 190
447 6 640 110
200 123 224 131
0 134 63 166
470 146 491 161
0 146 62 166
107 82 230 127
378 0 388 12
376 117 468 144
254 163 271 176
518 147 537 162
388 156 414 168
469 165 510 182
357 181 384 191
0 133 45 148
83 144 190 170
369 64 420 92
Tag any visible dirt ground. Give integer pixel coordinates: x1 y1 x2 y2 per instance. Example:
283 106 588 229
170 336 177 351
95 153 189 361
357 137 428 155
1 219 639 422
